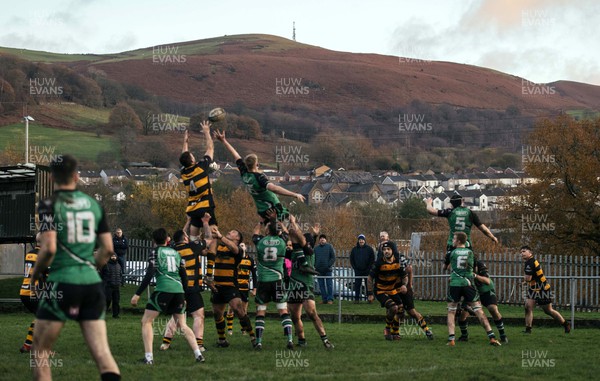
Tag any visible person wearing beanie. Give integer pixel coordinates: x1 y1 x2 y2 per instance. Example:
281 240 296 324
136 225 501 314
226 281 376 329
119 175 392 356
350 234 375 303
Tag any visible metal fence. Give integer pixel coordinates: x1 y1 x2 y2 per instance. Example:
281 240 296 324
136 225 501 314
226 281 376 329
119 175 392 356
127 240 600 310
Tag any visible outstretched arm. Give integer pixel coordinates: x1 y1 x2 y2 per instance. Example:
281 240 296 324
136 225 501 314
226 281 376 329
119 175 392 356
476 223 498 244
425 197 438 216
182 129 189 153
213 130 241 161
266 183 305 202
201 121 214 159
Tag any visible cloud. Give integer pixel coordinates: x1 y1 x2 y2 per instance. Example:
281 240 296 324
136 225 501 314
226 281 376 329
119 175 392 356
102 32 139 54
388 0 600 85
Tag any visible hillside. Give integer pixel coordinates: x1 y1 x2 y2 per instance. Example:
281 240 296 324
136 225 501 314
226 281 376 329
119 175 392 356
68 34 600 114
2 34 600 171
4 34 599 114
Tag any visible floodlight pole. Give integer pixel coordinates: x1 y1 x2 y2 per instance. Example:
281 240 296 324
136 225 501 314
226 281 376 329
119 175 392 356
25 117 29 164
23 116 34 164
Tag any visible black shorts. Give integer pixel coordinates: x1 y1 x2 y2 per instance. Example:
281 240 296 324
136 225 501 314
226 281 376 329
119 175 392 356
36 282 106 321
187 207 217 228
526 288 553 306
185 290 205 312
210 285 241 305
21 295 39 314
399 289 415 311
447 285 479 304
287 280 315 304
479 291 498 307
258 203 289 222
256 280 287 305
146 291 186 314
238 290 250 303
375 292 403 309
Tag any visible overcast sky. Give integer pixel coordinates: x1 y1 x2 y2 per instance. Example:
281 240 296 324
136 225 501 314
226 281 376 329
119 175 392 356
1 0 598 86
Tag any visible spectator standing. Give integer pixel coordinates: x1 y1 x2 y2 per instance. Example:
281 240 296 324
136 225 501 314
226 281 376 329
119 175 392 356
314 234 336 304
113 228 128 276
350 234 375 303
101 253 123 318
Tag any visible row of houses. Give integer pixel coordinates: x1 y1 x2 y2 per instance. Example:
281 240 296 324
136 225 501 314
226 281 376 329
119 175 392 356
78 163 526 210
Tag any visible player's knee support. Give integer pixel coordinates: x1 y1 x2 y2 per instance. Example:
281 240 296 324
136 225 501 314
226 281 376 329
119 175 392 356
257 305 267 311
448 306 458 312
472 304 482 311
189 235 199 242
276 302 288 310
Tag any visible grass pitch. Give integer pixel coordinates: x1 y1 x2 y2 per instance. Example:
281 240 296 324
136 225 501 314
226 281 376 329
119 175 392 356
0 309 598 381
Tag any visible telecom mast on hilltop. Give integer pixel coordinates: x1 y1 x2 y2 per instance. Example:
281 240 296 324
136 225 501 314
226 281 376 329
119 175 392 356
293 22 296 41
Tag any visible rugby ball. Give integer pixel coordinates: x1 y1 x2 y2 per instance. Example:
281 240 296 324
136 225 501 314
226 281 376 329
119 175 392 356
208 107 226 122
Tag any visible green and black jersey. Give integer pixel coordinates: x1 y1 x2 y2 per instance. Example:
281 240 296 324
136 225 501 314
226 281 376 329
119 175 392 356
290 244 314 286
448 247 475 287
474 262 495 294
236 159 287 217
38 190 109 285
136 246 187 295
253 234 287 282
438 206 482 247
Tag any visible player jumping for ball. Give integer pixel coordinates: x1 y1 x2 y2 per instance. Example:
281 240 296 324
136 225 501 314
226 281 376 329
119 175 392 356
213 130 305 221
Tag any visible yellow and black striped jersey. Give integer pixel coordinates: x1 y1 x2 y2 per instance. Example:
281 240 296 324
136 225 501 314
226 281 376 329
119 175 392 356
175 241 207 291
20 246 41 297
237 255 257 292
206 243 241 287
180 157 215 212
524 257 551 291
370 255 407 295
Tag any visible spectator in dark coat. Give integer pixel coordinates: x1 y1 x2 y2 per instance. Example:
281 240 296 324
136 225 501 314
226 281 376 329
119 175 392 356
113 228 128 276
101 253 123 318
350 234 375 303
314 234 336 304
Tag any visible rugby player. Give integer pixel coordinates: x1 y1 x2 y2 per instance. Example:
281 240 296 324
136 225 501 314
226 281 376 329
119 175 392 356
286 217 334 349
521 245 570 334
426 195 498 258
31 155 121 380
19 233 45 353
457 260 508 343
205 226 255 348
160 213 212 352
131 228 204 364
446 232 501 347
213 129 305 221
367 242 408 341
226 242 257 335
252 210 293 350
180 121 217 242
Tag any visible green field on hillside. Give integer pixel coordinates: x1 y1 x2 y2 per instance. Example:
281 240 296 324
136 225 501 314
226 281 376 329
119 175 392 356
1 34 307 66
0 123 118 163
0 46 105 62
566 109 600 120
40 103 111 129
